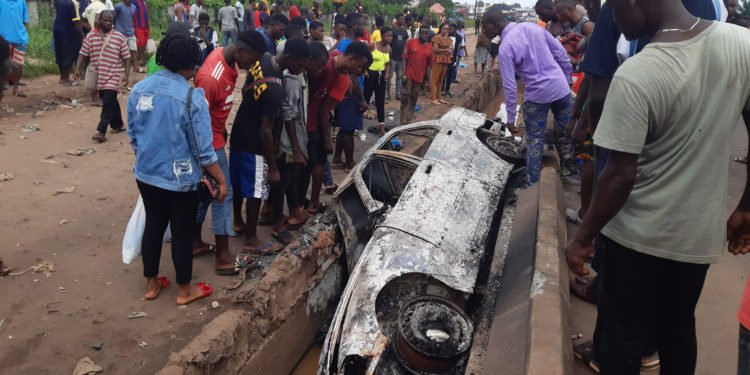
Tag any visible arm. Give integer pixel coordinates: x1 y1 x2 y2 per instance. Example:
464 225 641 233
319 96 337 153
585 75 612 132
567 74 590 139
122 39 132 82
728 109 750 255
566 150 638 274
282 79 305 163
75 35 91 79
497 45 518 125
189 90 226 200
260 115 279 182
582 21 595 37
544 30 573 83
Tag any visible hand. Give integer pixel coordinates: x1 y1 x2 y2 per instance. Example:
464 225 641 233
268 168 281 184
324 138 333 154
565 238 595 276
293 151 307 166
216 181 228 203
728 208 750 255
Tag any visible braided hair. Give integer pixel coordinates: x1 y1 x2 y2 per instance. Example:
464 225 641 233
155 34 202 73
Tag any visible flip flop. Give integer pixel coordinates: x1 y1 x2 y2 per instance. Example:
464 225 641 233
306 202 328 216
272 230 294 245
193 244 216 257
91 133 106 143
145 276 170 300
241 241 282 255
215 255 255 275
177 282 213 305
573 340 600 373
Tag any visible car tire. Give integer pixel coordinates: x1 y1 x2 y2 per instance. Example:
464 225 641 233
482 135 527 166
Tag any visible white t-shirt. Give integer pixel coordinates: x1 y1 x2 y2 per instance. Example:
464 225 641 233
190 3 203 28
593 22 750 264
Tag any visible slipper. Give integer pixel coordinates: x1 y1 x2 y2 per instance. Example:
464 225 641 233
272 230 294 245
215 255 255 275
734 156 748 164
242 241 282 255
91 133 106 143
574 341 600 373
193 244 216 257
110 127 126 134
570 276 597 305
306 202 328 215
177 282 213 305
145 276 170 300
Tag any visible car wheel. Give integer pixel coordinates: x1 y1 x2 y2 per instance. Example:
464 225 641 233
483 135 526 166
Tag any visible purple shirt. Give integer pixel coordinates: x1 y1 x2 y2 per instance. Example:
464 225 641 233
498 22 572 124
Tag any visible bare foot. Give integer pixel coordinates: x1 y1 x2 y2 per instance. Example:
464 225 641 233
176 283 212 305
144 276 169 300
242 236 281 254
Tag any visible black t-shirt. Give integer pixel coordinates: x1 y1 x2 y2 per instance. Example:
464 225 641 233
230 53 284 154
451 33 463 62
390 28 409 61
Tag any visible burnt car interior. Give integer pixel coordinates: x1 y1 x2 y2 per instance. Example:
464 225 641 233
362 156 418 207
378 127 439 158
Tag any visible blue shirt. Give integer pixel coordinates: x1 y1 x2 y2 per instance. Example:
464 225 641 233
262 28 276 55
127 70 218 192
581 0 724 78
0 0 29 45
114 2 136 37
337 38 352 53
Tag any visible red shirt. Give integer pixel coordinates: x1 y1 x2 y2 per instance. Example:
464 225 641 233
194 48 239 149
289 5 300 18
307 51 350 132
403 38 433 84
740 275 750 329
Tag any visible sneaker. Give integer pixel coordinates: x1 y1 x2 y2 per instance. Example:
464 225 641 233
566 208 582 225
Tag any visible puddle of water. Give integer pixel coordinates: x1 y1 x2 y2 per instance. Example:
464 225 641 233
291 344 322 375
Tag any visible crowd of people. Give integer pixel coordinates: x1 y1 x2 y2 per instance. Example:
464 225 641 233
478 0 750 374
2 0 750 372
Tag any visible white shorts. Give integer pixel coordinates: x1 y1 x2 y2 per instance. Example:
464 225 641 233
127 36 137 51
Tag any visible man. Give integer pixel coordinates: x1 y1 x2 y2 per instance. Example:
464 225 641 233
235 0 245 32
219 0 239 46
230 37 310 253
193 30 265 274
132 0 149 72
195 12 218 63
0 0 28 97
114 0 136 82
310 20 335 50
475 14 481 35
261 12 288 55
564 0 729 371
556 0 595 36
76 10 130 143
189 0 204 29
566 1 750 375
535 0 565 36
304 42 372 215
388 14 409 101
243 0 256 31
442 23 462 98
482 5 573 186
275 24 303 56
400 25 432 126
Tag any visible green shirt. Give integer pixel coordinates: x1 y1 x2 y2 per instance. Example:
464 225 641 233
146 54 163 76
593 22 750 264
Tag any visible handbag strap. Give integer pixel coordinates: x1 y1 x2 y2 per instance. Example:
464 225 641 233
95 31 114 70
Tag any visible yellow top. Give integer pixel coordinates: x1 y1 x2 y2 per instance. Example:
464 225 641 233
371 29 381 43
370 48 390 72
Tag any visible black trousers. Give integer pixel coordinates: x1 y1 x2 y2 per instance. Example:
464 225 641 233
97 89 123 133
443 63 457 93
364 69 386 123
270 156 302 221
594 235 709 375
137 180 199 285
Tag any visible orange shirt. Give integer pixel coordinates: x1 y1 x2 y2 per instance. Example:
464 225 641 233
536 19 547 28
740 275 750 329
431 34 453 65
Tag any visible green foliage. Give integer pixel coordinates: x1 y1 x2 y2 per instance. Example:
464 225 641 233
25 3 57 77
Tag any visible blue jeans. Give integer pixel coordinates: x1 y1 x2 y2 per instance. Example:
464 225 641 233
522 93 573 185
741 324 750 375
222 30 238 46
323 156 334 186
196 148 237 236
387 59 405 99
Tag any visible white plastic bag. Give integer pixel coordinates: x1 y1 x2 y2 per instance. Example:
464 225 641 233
122 196 146 264
146 39 157 55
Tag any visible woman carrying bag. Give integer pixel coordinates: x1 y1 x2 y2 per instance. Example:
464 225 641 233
127 33 227 305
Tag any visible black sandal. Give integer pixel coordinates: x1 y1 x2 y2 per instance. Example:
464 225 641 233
574 341 600 373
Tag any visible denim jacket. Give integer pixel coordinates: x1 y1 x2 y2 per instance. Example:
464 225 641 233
127 70 218 192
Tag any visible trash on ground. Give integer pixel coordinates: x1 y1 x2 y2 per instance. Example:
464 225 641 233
91 341 104 350
127 311 148 319
211 301 220 309
54 186 76 195
0 173 13 181
59 219 69 226
21 124 40 132
73 356 103 375
8 261 56 277
66 147 96 156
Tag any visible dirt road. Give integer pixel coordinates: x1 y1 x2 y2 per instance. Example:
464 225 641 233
0 30 492 374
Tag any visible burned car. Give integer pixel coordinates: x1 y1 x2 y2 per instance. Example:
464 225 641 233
319 108 524 374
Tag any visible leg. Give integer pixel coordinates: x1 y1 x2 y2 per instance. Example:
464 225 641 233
271 156 292 235
286 164 307 225
137 181 171 299
222 31 229 47
375 72 386 124
396 60 404 99
167 189 209 305
400 79 413 125
95 90 117 139
231 30 238 45
522 101 551 186
363 70 376 105
430 64 441 101
386 62 393 100
341 131 355 169
550 93 574 161
109 90 124 130
193 198 213 255
655 255 709 375
210 148 237 272
740 325 750 375
230 148 245 231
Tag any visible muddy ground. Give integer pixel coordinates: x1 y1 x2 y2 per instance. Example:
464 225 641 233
0 31 489 374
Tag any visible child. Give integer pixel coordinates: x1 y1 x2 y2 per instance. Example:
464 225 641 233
194 12 218 64
474 33 490 74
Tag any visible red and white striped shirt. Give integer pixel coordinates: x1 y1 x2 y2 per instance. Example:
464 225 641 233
79 29 131 91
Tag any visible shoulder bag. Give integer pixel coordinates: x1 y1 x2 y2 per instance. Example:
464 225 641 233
85 31 114 92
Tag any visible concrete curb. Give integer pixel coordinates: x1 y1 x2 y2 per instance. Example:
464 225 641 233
527 161 573 375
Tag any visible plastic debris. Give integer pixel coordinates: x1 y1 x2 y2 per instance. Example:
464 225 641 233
127 311 148 319
0 173 13 181
54 186 76 195
73 357 103 375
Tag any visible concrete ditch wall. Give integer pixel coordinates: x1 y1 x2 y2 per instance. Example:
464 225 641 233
156 73 506 375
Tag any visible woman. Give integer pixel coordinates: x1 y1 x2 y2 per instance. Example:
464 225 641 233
254 1 268 29
430 23 453 105
474 33 490 74
363 27 392 136
127 33 227 305
53 0 84 85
